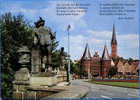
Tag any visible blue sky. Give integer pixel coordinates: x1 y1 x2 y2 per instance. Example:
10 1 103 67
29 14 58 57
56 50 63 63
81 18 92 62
0 0 139 60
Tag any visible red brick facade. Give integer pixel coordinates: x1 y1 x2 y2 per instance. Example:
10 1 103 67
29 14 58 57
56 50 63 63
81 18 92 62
90 52 100 77
111 44 117 59
81 44 111 78
81 59 91 74
101 45 111 78
101 60 111 78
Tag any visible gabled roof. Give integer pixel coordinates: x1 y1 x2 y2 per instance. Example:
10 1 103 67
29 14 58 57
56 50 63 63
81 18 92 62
81 43 91 60
102 45 110 60
111 24 117 45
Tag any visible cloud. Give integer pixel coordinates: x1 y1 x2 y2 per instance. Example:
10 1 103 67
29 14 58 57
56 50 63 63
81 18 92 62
87 30 112 39
87 29 139 48
62 30 139 60
118 34 139 48
60 32 109 60
46 1 85 22
45 1 87 31
60 34 86 60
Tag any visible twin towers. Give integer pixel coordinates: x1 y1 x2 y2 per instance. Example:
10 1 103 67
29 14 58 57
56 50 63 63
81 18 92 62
81 24 118 78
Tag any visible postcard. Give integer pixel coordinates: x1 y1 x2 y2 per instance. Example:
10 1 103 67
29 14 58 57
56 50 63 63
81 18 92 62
0 0 139 99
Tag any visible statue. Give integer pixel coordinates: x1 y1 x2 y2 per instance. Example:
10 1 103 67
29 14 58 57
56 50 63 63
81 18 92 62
32 17 55 73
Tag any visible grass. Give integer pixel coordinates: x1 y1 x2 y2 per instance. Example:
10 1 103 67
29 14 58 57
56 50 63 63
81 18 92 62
86 80 139 89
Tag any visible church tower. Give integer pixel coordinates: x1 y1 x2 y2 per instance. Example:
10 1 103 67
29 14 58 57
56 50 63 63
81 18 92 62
111 24 117 59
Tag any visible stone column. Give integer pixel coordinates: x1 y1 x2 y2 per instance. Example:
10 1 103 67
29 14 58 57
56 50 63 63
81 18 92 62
31 49 41 74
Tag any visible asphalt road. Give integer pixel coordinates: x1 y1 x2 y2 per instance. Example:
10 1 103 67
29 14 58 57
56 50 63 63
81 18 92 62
71 79 139 99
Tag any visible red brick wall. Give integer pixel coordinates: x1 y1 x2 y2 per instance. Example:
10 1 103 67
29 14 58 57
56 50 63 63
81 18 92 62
90 59 100 76
111 44 117 59
101 60 111 77
81 60 91 74
81 59 111 78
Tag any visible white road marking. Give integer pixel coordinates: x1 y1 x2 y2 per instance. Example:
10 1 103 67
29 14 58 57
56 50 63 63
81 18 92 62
128 94 138 97
101 95 112 99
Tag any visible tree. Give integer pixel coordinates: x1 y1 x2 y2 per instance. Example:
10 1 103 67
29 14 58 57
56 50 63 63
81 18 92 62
108 67 118 78
51 49 67 69
128 57 133 65
70 60 86 78
0 12 34 98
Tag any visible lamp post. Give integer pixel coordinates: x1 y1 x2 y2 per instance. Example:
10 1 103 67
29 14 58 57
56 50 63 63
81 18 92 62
67 25 71 83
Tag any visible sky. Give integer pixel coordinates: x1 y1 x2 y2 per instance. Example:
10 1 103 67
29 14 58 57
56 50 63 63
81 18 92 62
0 0 139 60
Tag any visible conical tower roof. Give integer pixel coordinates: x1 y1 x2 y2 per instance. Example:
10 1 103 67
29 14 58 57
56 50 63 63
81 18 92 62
102 45 110 60
82 43 91 60
111 24 117 45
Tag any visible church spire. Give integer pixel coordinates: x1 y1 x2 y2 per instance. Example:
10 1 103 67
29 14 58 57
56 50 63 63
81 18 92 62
102 45 110 60
82 43 91 60
111 24 117 45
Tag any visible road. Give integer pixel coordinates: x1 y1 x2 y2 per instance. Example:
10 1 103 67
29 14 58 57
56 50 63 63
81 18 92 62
71 79 139 99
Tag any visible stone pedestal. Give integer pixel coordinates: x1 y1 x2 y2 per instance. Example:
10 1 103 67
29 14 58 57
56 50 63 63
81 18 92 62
57 69 67 83
31 49 41 73
13 68 58 99
30 71 57 87
30 76 57 87
13 68 30 99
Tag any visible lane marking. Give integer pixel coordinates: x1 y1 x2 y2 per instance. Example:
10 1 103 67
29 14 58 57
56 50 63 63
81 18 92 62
101 95 112 99
128 94 138 97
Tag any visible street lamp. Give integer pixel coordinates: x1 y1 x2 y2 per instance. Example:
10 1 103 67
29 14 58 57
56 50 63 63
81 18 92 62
67 24 71 83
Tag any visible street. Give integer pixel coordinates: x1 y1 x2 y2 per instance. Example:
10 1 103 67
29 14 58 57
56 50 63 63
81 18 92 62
71 79 139 99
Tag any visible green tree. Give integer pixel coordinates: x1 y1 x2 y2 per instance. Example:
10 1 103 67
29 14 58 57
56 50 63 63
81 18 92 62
108 67 118 78
128 57 133 65
52 49 67 69
0 12 34 98
71 61 81 75
70 60 86 78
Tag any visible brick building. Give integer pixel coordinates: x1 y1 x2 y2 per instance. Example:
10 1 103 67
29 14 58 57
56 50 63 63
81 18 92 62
117 60 139 76
81 43 91 77
81 25 139 78
101 45 111 78
90 52 100 77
